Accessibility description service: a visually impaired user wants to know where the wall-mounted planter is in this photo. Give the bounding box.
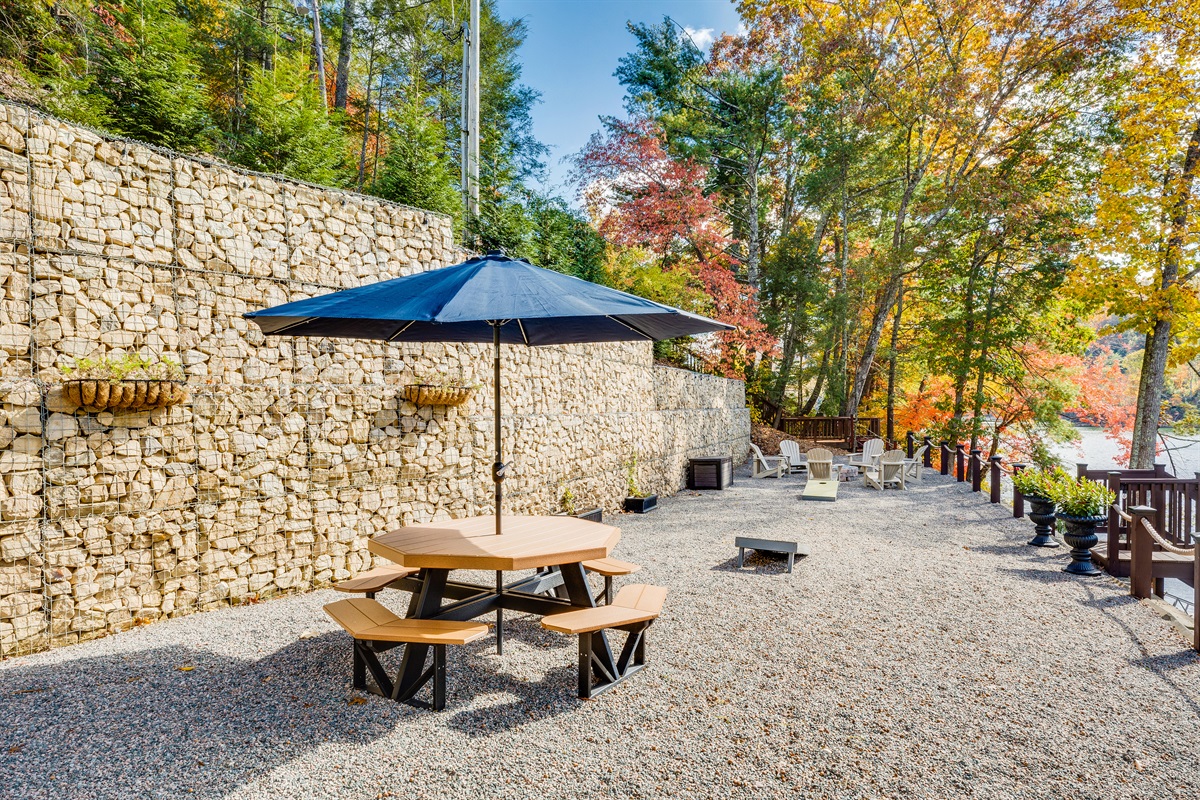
[402,384,474,407]
[63,379,186,412]
[623,495,658,514]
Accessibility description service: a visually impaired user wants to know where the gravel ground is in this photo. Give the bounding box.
[3,467,1199,800]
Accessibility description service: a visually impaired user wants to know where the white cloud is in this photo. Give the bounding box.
[683,26,715,51]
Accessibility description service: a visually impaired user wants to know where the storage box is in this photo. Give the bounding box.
[688,457,733,490]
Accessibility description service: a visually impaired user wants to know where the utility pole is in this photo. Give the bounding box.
[461,0,480,245]
[310,0,329,109]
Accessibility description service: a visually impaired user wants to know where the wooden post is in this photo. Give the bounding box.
[1194,539,1199,652]
[1154,463,1168,477]
[989,456,1002,503]
[1077,462,1088,479]
[1128,505,1155,600]
[922,437,933,469]
[939,441,950,475]
[970,449,982,492]
[1105,471,1122,576]
[955,444,966,482]
[1012,463,1026,518]
[906,431,915,459]
[1151,482,1167,597]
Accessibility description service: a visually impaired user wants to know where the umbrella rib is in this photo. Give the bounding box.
[386,320,417,342]
[606,316,655,340]
[267,317,316,335]
[516,319,530,345]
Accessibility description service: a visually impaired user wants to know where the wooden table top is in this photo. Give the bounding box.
[369,515,622,571]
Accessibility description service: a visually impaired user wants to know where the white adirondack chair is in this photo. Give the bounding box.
[863,449,906,490]
[778,440,807,474]
[749,443,786,478]
[905,445,929,481]
[848,438,885,473]
[805,447,834,480]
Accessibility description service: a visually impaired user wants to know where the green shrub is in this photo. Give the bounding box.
[61,354,183,383]
[1011,466,1071,500]
[1049,477,1116,519]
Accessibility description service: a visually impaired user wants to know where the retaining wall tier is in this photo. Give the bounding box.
[0,102,750,656]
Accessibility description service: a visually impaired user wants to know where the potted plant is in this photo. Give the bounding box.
[553,481,603,523]
[622,457,657,514]
[60,354,186,412]
[402,375,479,407]
[1050,476,1116,576]
[1012,467,1069,548]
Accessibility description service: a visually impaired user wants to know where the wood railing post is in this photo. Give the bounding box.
[1105,472,1122,575]
[1128,505,1156,600]
[970,449,983,492]
[906,431,915,458]
[989,456,1002,503]
[1194,539,1199,652]
[1077,463,1088,479]
[1154,463,1168,478]
[955,444,966,482]
[940,441,951,475]
[1012,463,1026,518]
[922,437,933,469]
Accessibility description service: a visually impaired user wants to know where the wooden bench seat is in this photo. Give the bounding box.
[324,598,488,710]
[540,584,667,699]
[581,557,642,604]
[333,565,419,597]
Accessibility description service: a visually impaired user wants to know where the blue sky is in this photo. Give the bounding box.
[497,0,742,195]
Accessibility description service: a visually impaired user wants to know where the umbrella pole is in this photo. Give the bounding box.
[492,322,504,654]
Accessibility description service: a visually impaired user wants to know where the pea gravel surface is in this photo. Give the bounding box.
[3,469,1198,800]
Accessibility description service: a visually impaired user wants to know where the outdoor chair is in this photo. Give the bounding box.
[778,440,807,474]
[848,438,885,473]
[805,448,834,480]
[749,443,787,478]
[333,565,419,599]
[905,445,929,481]
[864,450,907,490]
[582,557,642,604]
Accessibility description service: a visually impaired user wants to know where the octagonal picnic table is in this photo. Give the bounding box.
[368,514,625,690]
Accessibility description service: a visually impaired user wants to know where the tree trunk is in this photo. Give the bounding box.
[745,156,761,289]
[969,253,1001,452]
[334,0,355,111]
[799,343,830,416]
[1130,116,1200,468]
[885,285,904,442]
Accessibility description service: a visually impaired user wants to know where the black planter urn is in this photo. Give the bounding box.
[1056,513,1106,576]
[624,495,658,514]
[1025,496,1060,548]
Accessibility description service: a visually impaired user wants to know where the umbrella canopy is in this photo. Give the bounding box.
[244,251,729,344]
[246,251,732,653]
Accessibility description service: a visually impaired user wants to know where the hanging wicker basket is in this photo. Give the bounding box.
[62,379,187,412]
[402,383,474,407]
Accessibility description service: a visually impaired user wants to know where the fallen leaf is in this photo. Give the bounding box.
[177,666,194,672]
[8,744,24,754]
[348,697,367,705]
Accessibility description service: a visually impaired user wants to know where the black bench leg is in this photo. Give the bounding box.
[433,645,447,711]
[604,576,613,605]
[578,632,593,699]
[737,547,745,568]
[787,552,794,573]
[352,643,367,690]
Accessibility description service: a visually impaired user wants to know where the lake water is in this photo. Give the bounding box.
[1054,426,1197,615]
[1054,426,1200,476]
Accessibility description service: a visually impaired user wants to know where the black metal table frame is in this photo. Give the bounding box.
[387,561,621,697]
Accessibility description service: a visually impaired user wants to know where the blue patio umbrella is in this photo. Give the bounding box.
[245,251,731,648]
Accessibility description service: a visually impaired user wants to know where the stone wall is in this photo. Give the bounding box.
[0,102,749,656]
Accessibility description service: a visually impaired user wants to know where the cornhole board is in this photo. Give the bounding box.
[735,536,810,573]
[802,479,839,502]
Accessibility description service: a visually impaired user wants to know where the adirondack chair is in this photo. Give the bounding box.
[848,438,884,473]
[778,440,807,474]
[805,447,834,480]
[749,443,786,478]
[864,449,906,490]
[905,445,929,481]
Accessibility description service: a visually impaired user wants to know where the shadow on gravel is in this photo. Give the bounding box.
[0,632,416,800]
[709,553,804,575]
[446,658,579,738]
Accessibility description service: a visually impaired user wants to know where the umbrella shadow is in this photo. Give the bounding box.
[0,633,409,800]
